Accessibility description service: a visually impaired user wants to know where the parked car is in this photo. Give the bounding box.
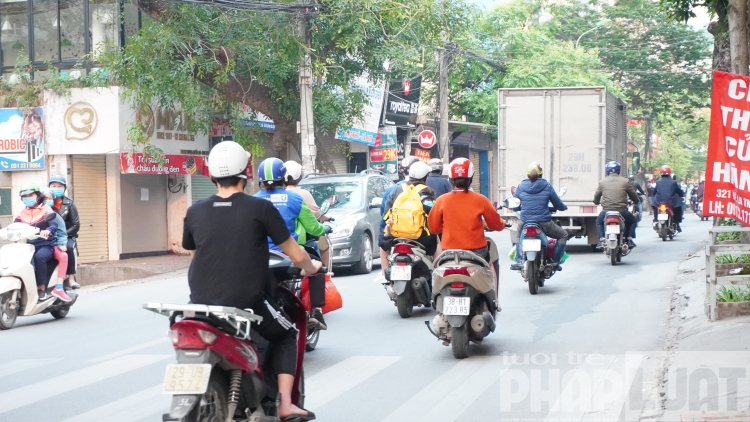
[299,171,393,274]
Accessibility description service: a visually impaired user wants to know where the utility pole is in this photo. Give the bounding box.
[436,43,452,162]
[298,10,316,174]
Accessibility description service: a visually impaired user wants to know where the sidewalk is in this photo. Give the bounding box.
[646,249,750,421]
[77,254,192,286]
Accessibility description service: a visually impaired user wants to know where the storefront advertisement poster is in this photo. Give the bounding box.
[413,147,430,163]
[370,126,398,177]
[0,108,45,171]
[336,74,386,146]
[704,70,750,224]
[120,152,208,175]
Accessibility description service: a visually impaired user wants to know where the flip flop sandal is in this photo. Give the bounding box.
[281,411,316,421]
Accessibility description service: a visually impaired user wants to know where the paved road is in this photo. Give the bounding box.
[0,215,708,421]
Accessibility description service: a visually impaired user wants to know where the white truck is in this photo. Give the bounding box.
[497,87,628,248]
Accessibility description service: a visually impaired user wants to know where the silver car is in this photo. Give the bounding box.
[299,172,393,274]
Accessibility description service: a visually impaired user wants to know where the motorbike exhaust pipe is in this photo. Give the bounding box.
[411,277,429,305]
[470,312,496,339]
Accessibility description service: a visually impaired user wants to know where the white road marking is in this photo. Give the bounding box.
[0,358,62,378]
[306,356,402,410]
[89,338,170,363]
[0,354,171,414]
[60,385,167,422]
[382,357,502,422]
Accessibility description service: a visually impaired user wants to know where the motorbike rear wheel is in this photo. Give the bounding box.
[526,260,539,295]
[451,324,470,359]
[0,291,18,330]
[396,288,413,318]
[182,371,229,422]
[610,248,617,266]
[305,327,320,352]
[659,225,667,242]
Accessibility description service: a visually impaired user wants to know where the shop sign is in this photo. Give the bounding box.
[64,102,97,140]
[370,126,398,178]
[336,74,386,146]
[120,152,208,175]
[417,129,436,148]
[383,75,422,128]
[0,108,45,171]
[137,106,197,141]
[413,148,430,163]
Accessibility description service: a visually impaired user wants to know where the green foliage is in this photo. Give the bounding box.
[642,109,709,179]
[716,253,750,263]
[717,285,750,302]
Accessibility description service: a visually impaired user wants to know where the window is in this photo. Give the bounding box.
[0,0,30,67]
[367,177,387,203]
[89,0,118,58]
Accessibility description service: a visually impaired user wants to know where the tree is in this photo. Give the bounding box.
[643,110,710,179]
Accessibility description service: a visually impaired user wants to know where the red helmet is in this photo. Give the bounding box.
[660,165,671,176]
[449,158,474,179]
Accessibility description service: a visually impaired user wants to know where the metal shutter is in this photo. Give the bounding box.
[191,175,216,204]
[72,155,109,263]
[470,150,481,193]
[318,135,349,174]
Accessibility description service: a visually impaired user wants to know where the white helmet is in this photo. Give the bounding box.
[408,161,431,180]
[207,141,250,178]
[284,160,303,183]
[427,158,443,173]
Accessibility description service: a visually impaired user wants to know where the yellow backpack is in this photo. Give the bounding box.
[385,184,429,240]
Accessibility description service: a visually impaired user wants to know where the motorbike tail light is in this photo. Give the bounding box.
[451,282,465,288]
[393,244,414,254]
[168,329,179,345]
[659,204,667,211]
[198,330,219,345]
[437,266,478,277]
[605,217,621,224]
[523,226,541,237]
[169,322,221,349]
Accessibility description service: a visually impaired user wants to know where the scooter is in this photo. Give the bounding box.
[654,203,677,241]
[603,212,631,266]
[300,199,333,351]
[0,216,79,330]
[145,255,322,422]
[383,238,433,318]
[428,238,500,359]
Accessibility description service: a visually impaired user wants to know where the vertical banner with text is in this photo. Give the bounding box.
[370,126,398,179]
[705,70,750,224]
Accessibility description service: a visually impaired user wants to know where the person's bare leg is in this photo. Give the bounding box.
[278,373,309,418]
[321,248,331,270]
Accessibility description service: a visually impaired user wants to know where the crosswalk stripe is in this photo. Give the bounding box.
[89,338,170,363]
[0,354,171,414]
[381,357,498,422]
[60,385,167,422]
[0,358,62,378]
[306,356,402,410]
[544,354,644,422]
[417,357,510,422]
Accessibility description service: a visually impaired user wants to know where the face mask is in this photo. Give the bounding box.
[45,200,54,207]
[22,198,37,207]
[50,188,64,198]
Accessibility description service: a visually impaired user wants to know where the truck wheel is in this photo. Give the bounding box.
[526,261,539,295]
[451,324,470,359]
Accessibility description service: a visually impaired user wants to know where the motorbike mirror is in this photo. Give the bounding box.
[506,197,521,209]
[319,199,331,215]
[370,197,383,209]
[559,186,568,197]
[43,212,57,223]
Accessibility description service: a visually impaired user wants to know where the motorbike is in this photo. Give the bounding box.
[603,212,631,265]
[145,256,323,422]
[0,216,79,330]
[695,198,709,221]
[383,238,433,318]
[301,199,334,351]
[654,203,677,241]
[428,238,500,359]
[690,193,699,214]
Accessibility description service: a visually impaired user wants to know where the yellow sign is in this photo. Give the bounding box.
[64,102,97,140]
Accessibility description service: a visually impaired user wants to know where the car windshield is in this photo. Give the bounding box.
[301,181,363,210]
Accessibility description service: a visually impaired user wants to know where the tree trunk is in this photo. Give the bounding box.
[727,0,750,75]
[708,21,732,72]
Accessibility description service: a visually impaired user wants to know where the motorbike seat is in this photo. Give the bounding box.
[435,250,489,269]
[605,211,623,220]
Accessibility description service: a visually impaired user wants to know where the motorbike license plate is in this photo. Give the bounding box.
[605,225,620,235]
[443,296,470,316]
[162,364,212,395]
[522,239,541,252]
[658,214,668,221]
[390,265,412,281]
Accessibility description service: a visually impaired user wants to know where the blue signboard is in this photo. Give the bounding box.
[0,108,45,171]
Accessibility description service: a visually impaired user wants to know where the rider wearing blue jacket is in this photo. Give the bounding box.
[510,162,568,271]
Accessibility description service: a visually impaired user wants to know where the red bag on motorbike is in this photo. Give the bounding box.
[300,274,343,314]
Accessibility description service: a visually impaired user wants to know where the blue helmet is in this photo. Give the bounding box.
[49,174,67,187]
[258,158,286,182]
[605,161,621,175]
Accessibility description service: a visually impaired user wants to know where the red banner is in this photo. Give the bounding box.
[120,152,209,176]
[413,148,430,163]
[704,70,750,224]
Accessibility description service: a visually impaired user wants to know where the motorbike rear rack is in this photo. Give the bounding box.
[143,303,263,340]
[435,249,489,268]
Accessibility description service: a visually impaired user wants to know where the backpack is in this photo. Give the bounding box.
[385,184,429,240]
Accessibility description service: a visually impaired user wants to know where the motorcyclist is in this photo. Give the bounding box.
[374,156,420,284]
[628,174,645,214]
[14,183,61,302]
[380,161,440,257]
[654,165,685,232]
[254,158,330,331]
[594,161,640,250]
[48,175,81,289]
[510,162,568,272]
[425,158,451,198]
[428,158,505,281]
[283,160,331,269]
[183,141,320,421]
[695,179,705,204]
[40,189,73,302]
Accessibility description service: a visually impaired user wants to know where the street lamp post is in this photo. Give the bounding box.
[575,19,611,49]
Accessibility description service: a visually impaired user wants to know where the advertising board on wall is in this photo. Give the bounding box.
[383,75,422,128]
[336,74,386,146]
[0,108,45,171]
[120,152,209,175]
[370,126,398,179]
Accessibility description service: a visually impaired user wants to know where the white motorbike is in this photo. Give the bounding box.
[0,216,79,330]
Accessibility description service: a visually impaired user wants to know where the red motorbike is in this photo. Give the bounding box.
[654,203,677,241]
[145,254,314,422]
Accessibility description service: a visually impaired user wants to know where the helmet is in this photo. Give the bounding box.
[401,156,420,172]
[427,158,443,173]
[408,161,431,179]
[207,141,250,178]
[527,162,543,177]
[284,160,303,183]
[605,161,621,175]
[449,158,475,179]
[19,182,41,197]
[258,158,286,182]
[49,175,67,187]
[661,165,671,176]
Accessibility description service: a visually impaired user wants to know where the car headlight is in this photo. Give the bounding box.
[329,221,357,239]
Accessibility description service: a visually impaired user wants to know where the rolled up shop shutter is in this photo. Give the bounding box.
[317,135,349,174]
[72,155,109,263]
[191,175,217,204]
[470,150,481,194]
